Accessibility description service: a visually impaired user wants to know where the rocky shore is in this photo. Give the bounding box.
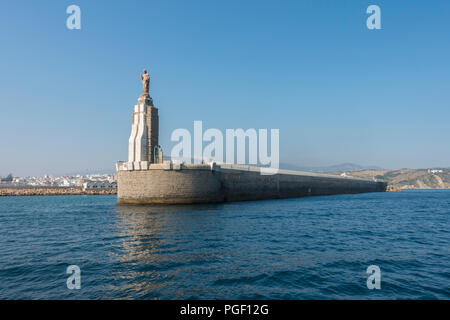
[0,187,117,197]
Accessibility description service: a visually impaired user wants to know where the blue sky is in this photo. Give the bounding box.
[1,0,449,176]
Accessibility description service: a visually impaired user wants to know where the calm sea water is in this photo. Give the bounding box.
[0,190,448,299]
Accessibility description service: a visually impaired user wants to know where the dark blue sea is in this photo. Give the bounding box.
[0,190,448,299]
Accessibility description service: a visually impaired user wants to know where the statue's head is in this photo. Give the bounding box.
[143,69,147,74]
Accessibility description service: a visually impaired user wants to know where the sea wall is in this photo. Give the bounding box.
[117,163,386,204]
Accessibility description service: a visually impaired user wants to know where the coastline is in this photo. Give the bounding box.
[1,187,448,198]
[0,186,116,197]
[0,186,448,198]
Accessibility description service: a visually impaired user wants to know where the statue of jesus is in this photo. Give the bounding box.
[141,69,150,97]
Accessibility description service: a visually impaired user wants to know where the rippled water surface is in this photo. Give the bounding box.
[0,190,449,299]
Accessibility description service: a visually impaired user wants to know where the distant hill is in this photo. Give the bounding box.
[329,168,450,189]
[280,162,384,173]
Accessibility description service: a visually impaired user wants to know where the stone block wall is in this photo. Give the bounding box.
[118,167,224,204]
[117,165,386,204]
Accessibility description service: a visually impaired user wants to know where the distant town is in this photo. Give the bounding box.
[0,173,117,190]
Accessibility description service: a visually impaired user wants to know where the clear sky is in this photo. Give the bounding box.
[1,0,449,176]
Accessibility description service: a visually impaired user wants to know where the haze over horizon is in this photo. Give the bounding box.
[2,162,449,179]
[1,1,449,176]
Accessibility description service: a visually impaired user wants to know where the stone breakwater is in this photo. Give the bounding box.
[0,187,117,197]
[117,163,387,205]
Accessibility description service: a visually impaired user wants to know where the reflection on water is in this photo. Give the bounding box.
[110,203,228,299]
[1,191,448,299]
[108,192,450,299]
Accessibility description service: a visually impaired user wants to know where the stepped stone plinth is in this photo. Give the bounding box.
[127,69,159,169]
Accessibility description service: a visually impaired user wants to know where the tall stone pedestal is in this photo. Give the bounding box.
[128,96,159,166]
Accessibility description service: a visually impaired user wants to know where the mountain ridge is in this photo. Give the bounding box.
[279,162,384,172]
